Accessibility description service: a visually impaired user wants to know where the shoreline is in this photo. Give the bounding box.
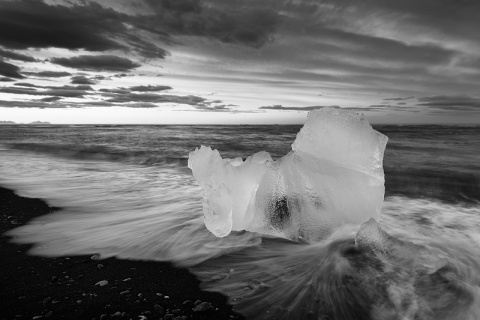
[0,186,243,320]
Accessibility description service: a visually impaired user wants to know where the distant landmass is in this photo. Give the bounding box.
[0,121,52,125]
[29,121,51,124]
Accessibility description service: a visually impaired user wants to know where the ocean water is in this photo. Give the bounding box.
[0,124,479,319]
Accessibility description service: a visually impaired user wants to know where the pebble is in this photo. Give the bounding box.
[32,316,42,320]
[193,300,202,306]
[138,293,143,299]
[182,300,192,306]
[164,314,174,320]
[77,300,82,304]
[194,302,212,312]
[172,309,181,314]
[51,276,57,282]
[121,312,127,318]
[97,264,104,270]
[91,254,100,260]
[164,296,169,299]
[43,297,52,305]
[95,280,108,287]
[114,311,121,317]
[120,290,130,295]
[123,278,131,282]
[156,293,162,297]
[44,311,53,318]
[100,314,107,320]
[154,304,164,314]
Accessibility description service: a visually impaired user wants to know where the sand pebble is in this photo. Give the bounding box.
[95,280,108,287]
[156,293,162,297]
[154,304,164,314]
[44,311,53,318]
[123,278,131,282]
[32,316,42,320]
[164,314,174,320]
[43,297,52,305]
[90,254,100,260]
[194,302,212,312]
[97,264,104,270]
[100,314,107,320]
[193,300,202,306]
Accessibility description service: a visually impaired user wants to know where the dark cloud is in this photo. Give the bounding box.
[259,105,338,111]
[383,96,415,101]
[0,1,125,51]
[71,76,97,85]
[0,0,167,58]
[30,71,72,78]
[417,95,480,110]
[194,104,233,112]
[40,96,63,102]
[51,55,141,72]
[0,48,37,62]
[0,100,67,108]
[137,0,281,48]
[14,82,37,87]
[0,84,92,98]
[0,77,14,82]
[99,88,131,94]
[0,60,24,78]
[105,92,206,105]
[128,85,172,92]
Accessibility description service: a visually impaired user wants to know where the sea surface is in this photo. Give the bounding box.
[0,124,479,319]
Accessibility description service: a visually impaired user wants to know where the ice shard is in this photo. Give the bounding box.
[188,107,388,242]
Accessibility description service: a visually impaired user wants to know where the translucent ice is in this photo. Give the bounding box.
[188,107,388,242]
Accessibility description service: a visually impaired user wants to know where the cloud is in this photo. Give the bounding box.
[128,85,172,92]
[105,92,207,105]
[40,96,63,102]
[417,95,480,110]
[0,77,14,82]
[138,0,281,48]
[51,55,141,72]
[71,76,98,85]
[29,71,72,78]
[14,82,39,87]
[0,84,92,98]
[259,105,338,111]
[0,60,24,78]
[0,48,37,62]
[383,96,415,101]
[0,0,167,58]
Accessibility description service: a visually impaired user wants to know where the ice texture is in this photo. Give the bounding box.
[188,107,388,242]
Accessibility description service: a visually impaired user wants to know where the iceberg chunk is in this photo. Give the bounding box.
[188,107,388,242]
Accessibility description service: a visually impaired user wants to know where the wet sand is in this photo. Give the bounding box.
[0,187,243,320]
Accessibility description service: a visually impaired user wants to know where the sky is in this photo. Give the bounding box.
[1,0,480,124]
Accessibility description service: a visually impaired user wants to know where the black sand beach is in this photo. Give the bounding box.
[0,187,243,320]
